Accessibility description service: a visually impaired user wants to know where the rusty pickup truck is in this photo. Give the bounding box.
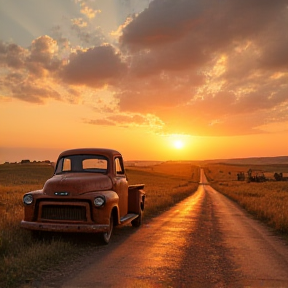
[21,148,145,244]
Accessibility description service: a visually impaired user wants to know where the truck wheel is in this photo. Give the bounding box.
[131,209,142,227]
[99,213,113,244]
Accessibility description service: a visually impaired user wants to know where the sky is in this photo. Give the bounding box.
[0,0,288,163]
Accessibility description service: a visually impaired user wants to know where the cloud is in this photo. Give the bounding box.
[84,112,164,130]
[11,82,61,104]
[61,44,127,87]
[113,0,288,135]
[1,0,288,136]
[0,36,74,103]
[0,42,26,69]
[80,3,101,19]
[70,18,105,47]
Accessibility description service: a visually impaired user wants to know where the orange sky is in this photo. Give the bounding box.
[0,0,287,163]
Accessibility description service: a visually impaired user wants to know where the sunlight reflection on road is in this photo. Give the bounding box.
[62,183,205,288]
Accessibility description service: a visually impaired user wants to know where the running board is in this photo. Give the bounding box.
[120,213,139,225]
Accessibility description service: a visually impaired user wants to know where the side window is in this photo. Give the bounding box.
[63,158,71,171]
[115,157,124,175]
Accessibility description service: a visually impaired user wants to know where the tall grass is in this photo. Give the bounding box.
[0,164,77,287]
[127,164,199,217]
[205,164,288,235]
[0,162,199,287]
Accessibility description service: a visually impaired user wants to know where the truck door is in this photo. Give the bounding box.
[114,157,128,217]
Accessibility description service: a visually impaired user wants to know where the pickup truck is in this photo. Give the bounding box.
[21,148,145,244]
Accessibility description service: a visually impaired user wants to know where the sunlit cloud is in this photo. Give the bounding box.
[1,0,288,137]
[79,2,101,19]
[84,112,165,131]
[110,17,134,38]
[71,18,88,28]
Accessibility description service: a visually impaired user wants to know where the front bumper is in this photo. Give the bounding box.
[20,220,109,233]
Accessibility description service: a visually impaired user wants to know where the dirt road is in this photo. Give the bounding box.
[38,170,288,288]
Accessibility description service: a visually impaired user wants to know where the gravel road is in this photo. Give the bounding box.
[33,170,288,288]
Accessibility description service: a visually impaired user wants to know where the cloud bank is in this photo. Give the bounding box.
[1,0,288,136]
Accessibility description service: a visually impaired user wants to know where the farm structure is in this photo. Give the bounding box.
[237,169,267,182]
[274,172,288,181]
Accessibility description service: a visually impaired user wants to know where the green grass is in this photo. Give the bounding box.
[0,163,199,287]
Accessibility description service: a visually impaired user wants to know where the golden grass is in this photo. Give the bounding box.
[129,161,199,179]
[126,164,199,216]
[205,164,288,234]
[0,164,77,287]
[2,161,287,286]
[0,162,199,287]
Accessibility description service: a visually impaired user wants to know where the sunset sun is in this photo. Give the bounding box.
[173,140,184,149]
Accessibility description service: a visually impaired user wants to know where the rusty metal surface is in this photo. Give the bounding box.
[20,220,109,233]
[21,148,145,235]
[43,173,113,195]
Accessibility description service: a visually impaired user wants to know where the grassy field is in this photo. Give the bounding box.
[1,160,287,287]
[0,164,76,288]
[204,163,288,235]
[0,162,199,287]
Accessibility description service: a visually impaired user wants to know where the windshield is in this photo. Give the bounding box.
[55,155,108,175]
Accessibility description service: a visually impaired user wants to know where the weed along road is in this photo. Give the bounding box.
[40,169,288,288]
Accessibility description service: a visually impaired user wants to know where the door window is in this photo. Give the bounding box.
[115,157,124,175]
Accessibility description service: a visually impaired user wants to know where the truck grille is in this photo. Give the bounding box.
[41,205,87,221]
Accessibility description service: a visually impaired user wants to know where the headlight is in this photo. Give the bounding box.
[23,194,33,205]
[94,196,105,207]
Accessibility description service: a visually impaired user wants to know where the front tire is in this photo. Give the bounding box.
[99,213,113,244]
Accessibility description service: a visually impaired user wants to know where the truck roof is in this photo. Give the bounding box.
[58,148,122,159]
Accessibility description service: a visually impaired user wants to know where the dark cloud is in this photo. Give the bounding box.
[113,0,288,135]
[0,41,26,69]
[11,82,61,104]
[61,44,127,87]
[120,0,208,49]
[1,0,288,136]
[0,37,71,103]
[119,0,288,77]
[121,0,287,52]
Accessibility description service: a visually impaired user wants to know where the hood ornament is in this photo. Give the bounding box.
[54,191,69,196]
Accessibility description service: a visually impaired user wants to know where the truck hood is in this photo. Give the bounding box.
[43,173,113,196]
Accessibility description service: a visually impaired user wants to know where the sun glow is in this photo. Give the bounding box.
[174,140,184,149]
[166,134,191,151]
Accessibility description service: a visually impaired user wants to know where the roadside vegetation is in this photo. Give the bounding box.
[205,164,288,235]
[127,161,200,217]
[0,162,199,287]
[3,160,287,287]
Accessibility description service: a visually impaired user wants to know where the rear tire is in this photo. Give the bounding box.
[131,209,142,227]
[99,213,113,244]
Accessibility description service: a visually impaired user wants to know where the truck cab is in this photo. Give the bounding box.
[21,148,145,244]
